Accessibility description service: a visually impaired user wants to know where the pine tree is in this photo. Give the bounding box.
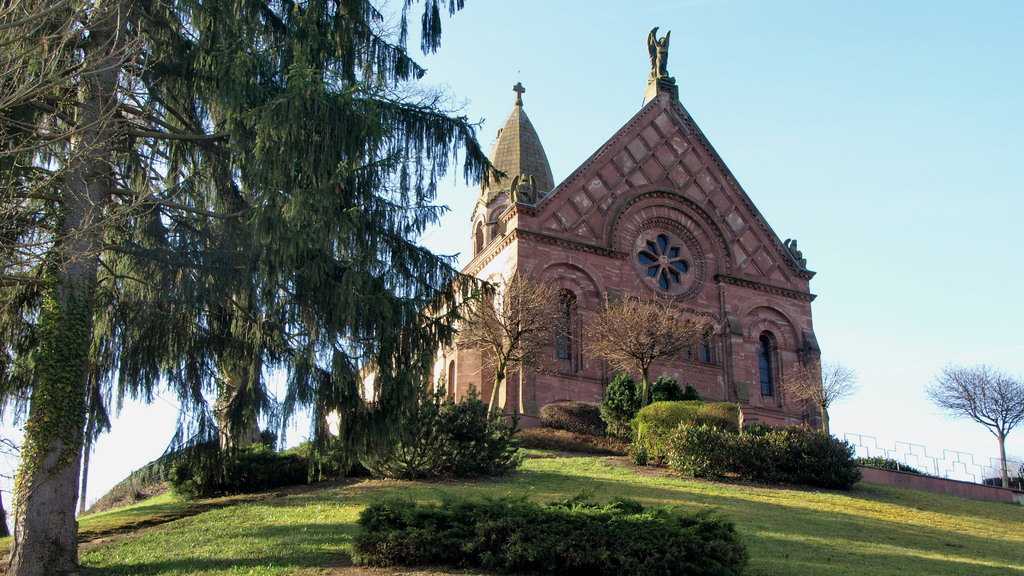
[0,0,487,573]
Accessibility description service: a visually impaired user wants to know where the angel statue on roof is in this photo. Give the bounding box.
[648,27,672,81]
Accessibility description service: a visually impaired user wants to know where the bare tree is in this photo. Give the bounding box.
[926,364,1024,488]
[782,359,858,433]
[587,296,709,406]
[457,273,561,414]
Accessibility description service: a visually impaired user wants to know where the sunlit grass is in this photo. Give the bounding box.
[12,452,1024,575]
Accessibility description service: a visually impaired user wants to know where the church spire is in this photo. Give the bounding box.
[480,83,555,201]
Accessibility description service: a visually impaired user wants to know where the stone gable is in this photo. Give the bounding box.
[444,78,820,429]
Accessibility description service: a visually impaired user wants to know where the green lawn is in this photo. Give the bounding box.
[8,452,1024,575]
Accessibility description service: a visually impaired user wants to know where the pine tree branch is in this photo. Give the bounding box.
[118,103,197,136]
[124,129,228,142]
[0,275,45,287]
[108,191,246,219]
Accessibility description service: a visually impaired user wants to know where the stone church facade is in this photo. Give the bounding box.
[437,48,821,428]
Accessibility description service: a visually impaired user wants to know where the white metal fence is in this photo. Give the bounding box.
[842,432,1023,489]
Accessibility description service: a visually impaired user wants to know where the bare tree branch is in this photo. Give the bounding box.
[456,272,561,414]
[781,359,857,433]
[926,364,1024,487]
[587,295,710,406]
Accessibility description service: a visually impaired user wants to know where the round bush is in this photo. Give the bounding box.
[632,401,741,464]
[540,401,606,437]
[649,376,683,402]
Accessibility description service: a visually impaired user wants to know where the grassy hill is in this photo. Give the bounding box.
[6,451,1023,575]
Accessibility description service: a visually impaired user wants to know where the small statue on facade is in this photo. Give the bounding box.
[647,27,673,82]
[509,173,537,204]
[784,238,807,268]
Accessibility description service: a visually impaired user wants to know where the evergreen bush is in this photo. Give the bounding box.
[649,376,683,402]
[599,373,641,438]
[362,387,521,479]
[540,401,606,437]
[681,383,702,401]
[353,494,748,576]
[169,443,308,499]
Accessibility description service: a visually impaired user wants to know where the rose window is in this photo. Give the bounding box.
[637,233,690,291]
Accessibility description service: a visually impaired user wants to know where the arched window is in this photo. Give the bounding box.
[758,332,776,396]
[699,328,713,364]
[555,290,577,363]
[447,359,456,397]
[473,222,484,255]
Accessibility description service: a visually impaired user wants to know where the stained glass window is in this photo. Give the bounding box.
[758,333,775,396]
[636,234,689,291]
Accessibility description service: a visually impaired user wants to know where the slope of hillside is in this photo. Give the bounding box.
[15,452,1024,575]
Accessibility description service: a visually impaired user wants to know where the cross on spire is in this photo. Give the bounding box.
[513,82,525,106]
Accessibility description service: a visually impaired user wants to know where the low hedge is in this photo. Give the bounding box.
[353,495,748,576]
[540,401,606,437]
[667,424,861,490]
[855,457,925,475]
[518,428,629,455]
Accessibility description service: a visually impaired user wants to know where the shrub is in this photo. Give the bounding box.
[353,494,748,576]
[696,402,742,433]
[632,401,740,464]
[855,457,925,475]
[666,424,862,490]
[649,376,683,402]
[169,443,308,499]
[681,383,702,401]
[774,427,861,489]
[600,373,641,437]
[362,387,521,479]
[667,424,734,478]
[518,428,628,455]
[540,401,606,437]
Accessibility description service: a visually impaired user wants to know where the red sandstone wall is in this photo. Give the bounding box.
[858,466,1024,504]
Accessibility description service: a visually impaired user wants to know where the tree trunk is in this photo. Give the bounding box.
[9,287,94,576]
[489,367,505,416]
[8,2,122,572]
[997,430,1009,488]
[640,367,651,407]
[79,441,92,516]
[214,366,263,450]
[820,403,830,434]
[0,493,9,538]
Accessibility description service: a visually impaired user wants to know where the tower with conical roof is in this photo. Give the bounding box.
[441,30,820,429]
[470,83,555,256]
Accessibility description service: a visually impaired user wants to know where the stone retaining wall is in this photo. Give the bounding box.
[858,466,1024,505]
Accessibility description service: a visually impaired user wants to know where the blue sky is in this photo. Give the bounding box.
[5,1,1022,508]
[415,0,1024,478]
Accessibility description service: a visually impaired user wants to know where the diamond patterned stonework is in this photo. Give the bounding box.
[451,63,819,433]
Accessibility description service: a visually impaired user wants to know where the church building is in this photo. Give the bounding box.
[438,30,821,428]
